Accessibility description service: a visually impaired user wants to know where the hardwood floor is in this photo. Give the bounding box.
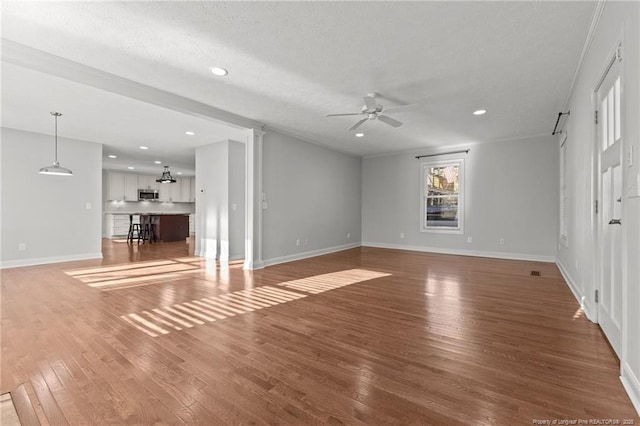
[1,239,638,425]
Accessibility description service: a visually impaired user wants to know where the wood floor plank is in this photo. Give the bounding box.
[10,384,41,426]
[1,239,638,424]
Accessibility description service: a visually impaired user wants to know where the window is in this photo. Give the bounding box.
[559,133,568,245]
[420,159,464,233]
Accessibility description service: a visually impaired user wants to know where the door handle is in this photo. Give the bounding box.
[608,219,621,225]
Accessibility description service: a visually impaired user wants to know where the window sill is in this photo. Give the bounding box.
[420,228,464,235]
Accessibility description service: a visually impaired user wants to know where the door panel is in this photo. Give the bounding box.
[596,56,623,357]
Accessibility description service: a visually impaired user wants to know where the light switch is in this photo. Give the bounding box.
[262,201,268,209]
[232,203,237,211]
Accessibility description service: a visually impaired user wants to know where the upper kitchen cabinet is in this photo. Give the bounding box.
[106,171,194,203]
[158,181,172,202]
[107,171,139,201]
[180,178,191,203]
[138,174,159,191]
[159,177,193,202]
[124,173,138,201]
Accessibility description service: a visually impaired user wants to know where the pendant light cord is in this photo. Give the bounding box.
[50,112,62,164]
[54,113,58,163]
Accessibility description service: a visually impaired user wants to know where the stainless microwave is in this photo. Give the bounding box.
[138,189,159,201]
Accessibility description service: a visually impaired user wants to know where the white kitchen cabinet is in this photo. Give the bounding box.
[159,182,172,201]
[124,173,138,201]
[171,178,183,202]
[159,179,183,202]
[180,178,191,203]
[138,174,159,191]
[189,178,196,202]
[107,172,125,201]
[108,214,138,237]
[107,171,140,201]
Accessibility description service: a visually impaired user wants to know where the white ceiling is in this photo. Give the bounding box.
[1,1,596,167]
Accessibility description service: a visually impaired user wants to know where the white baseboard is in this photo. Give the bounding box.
[262,243,360,268]
[621,363,640,416]
[244,259,265,270]
[556,260,596,321]
[361,241,556,263]
[0,252,103,269]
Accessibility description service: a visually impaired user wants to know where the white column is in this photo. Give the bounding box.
[244,128,264,270]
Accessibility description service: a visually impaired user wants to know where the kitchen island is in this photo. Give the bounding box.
[140,214,189,242]
[105,213,191,241]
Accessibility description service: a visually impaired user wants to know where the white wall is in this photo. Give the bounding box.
[228,141,245,261]
[0,127,102,267]
[558,0,639,413]
[195,140,245,261]
[261,130,362,265]
[195,141,228,259]
[362,135,558,261]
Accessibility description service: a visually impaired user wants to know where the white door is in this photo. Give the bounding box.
[596,50,623,357]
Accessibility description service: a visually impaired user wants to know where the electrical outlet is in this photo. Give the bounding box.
[85,202,92,210]
[400,233,405,239]
[347,232,351,239]
[467,237,472,243]
[304,238,309,246]
[18,243,26,251]
[500,238,505,245]
[296,239,300,247]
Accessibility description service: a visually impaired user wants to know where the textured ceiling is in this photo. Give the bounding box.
[1,1,596,162]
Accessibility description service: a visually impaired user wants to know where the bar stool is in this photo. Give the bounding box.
[127,215,141,243]
[140,222,157,243]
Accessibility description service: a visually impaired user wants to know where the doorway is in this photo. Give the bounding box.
[595,44,624,357]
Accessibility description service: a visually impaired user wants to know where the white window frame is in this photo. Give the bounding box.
[559,132,568,246]
[420,158,465,234]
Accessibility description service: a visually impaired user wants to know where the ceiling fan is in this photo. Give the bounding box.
[326,92,415,131]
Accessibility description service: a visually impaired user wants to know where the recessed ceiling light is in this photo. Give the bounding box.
[473,109,487,115]
[127,166,135,170]
[185,131,195,136]
[108,155,117,158]
[355,133,364,138]
[177,172,183,175]
[210,67,228,77]
[154,161,162,164]
[139,146,149,150]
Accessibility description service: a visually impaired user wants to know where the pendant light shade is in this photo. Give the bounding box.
[156,166,176,183]
[38,112,73,176]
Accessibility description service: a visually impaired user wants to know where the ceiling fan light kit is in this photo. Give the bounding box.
[326,92,414,131]
[38,112,73,176]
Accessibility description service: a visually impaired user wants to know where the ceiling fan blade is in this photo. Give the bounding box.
[326,112,363,117]
[349,118,368,131]
[377,115,403,128]
[363,96,377,111]
[383,104,417,114]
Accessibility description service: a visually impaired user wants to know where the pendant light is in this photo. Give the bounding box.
[156,165,176,183]
[38,112,73,176]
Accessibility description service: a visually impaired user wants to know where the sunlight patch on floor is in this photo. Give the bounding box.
[65,259,204,290]
[0,393,20,426]
[120,269,390,338]
[121,285,306,337]
[277,269,391,294]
